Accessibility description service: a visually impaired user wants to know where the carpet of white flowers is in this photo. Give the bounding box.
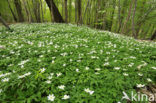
[0,23,156,103]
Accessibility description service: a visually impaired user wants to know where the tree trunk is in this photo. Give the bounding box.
[95,0,102,29]
[40,0,44,22]
[150,31,156,40]
[0,16,11,30]
[45,0,64,23]
[7,0,17,22]
[109,0,116,31]
[87,0,92,26]
[64,0,68,23]
[62,0,64,18]
[23,0,30,22]
[82,0,90,24]
[26,0,34,22]
[132,0,137,38]
[117,0,128,33]
[121,0,134,34]
[32,0,41,23]
[125,6,156,35]
[117,0,121,33]
[14,0,24,22]
[69,0,72,22]
[77,0,82,24]
[75,0,77,22]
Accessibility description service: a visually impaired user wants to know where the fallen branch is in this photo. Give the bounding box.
[0,16,12,31]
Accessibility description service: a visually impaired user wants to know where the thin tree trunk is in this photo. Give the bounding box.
[134,1,146,37]
[117,0,128,33]
[94,0,98,28]
[117,0,121,33]
[33,0,41,23]
[121,0,134,34]
[45,0,64,23]
[37,0,41,22]
[62,0,64,19]
[64,0,68,23]
[0,16,11,30]
[95,0,102,29]
[50,0,54,22]
[7,0,17,22]
[14,0,24,22]
[150,30,156,40]
[26,0,34,22]
[40,0,44,22]
[132,0,137,38]
[23,0,30,22]
[82,0,90,24]
[110,0,116,31]
[75,0,77,23]
[87,0,92,26]
[69,0,72,22]
[102,0,106,29]
[77,0,82,24]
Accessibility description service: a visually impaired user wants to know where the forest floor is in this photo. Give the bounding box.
[0,23,156,102]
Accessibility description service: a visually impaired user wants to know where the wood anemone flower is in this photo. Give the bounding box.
[0,45,5,49]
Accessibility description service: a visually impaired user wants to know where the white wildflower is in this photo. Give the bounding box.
[137,65,142,69]
[103,62,109,66]
[91,56,96,59]
[46,80,51,84]
[40,68,46,73]
[106,52,110,55]
[38,59,41,62]
[47,94,55,101]
[52,60,55,64]
[48,76,53,79]
[63,64,66,67]
[89,91,94,95]
[95,68,101,71]
[151,67,156,70]
[18,59,29,66]
[138,73,143,76]
[147,78,152,82]
[95,72,100,75]
[114,67,120,70]
[62,95,70,100]
[84,88,94,95]
[0,73,11,78]
[84,88,90,93]
[40,55,44,58]
[85,67,89,70]
[18,72,31,79]
[2,78,9,82]
[76,69,79,72]
[52,57,56,59]
[21,65,24,68]
[56,73,62,77]
[58,85,65,90]
[129,56,136,59]
[123,73,129,76]
[70,59,73,62]
[128,63,134,67]
[50,73,54,76]
[137,84,145,88]
[0,89,2,93]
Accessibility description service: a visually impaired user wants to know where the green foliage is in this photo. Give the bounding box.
[0,24,156,103]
